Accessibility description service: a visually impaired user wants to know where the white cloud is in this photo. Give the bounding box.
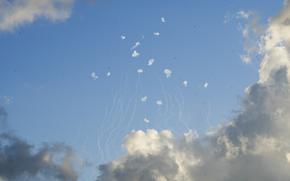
[161,17,166,23]
[204,82,208,88]
[98,71,290,179]
[98,129,201,181]
[123,130,173,156]
[184,129,199,142]
[0,0,74,31]
[121,35,126,40]
[106,72,111,77]
[258,0,290,83]
[236,10,264,64]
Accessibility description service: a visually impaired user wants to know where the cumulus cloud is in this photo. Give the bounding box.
[97,1,290,181]
[259,0,290,82]
[0,0,74,31]
[0,133,79,181]
[0,107,81,181]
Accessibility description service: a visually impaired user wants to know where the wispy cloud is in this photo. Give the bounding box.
[0,0,74,31]
[236,10,264,64]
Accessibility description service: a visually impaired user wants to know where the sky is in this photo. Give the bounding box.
[0,0,289,180]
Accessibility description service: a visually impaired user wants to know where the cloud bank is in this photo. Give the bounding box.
[0,106,80,181]
[97,1,290,181]
[0,132,79,181]
[0,0,74,31]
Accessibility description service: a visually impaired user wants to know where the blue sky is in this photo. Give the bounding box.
[0,0,284,180]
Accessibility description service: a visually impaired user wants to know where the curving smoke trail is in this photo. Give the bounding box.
[97,1,290,181]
